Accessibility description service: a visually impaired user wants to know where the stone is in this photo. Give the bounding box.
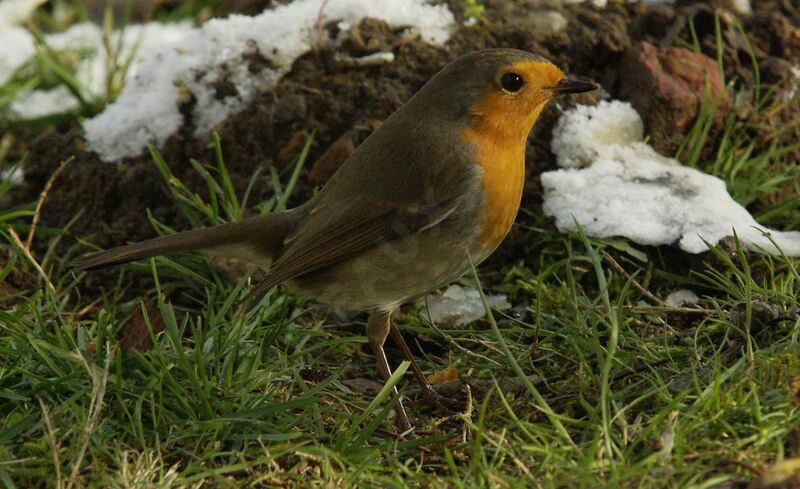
[512,10,568,41]
[273,93,308,126]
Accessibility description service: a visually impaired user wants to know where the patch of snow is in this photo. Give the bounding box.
[426,284,511,327]
[786,65,800,102]
[83,0,454,162]
[1,167,24,186]
[542,100,800,255]
[550,99,651,169]
[463,16,478,28]
[2,21,195,118]
[0,26,35,85]
[0,0,47,28]
[10,86,78,118]
[665,289,699,307]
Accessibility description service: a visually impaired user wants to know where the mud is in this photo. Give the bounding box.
[4,0,799,290]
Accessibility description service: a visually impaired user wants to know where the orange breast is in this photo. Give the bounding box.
[462,125,526,253]
[459,60,563,254]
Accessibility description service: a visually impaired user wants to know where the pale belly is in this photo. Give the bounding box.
[290,212,479,312]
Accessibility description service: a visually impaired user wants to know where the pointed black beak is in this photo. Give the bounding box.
[551,77,598,95]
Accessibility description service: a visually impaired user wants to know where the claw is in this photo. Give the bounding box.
[388,323,461,417]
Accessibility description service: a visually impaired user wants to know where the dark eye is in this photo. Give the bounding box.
[500,72,524,92]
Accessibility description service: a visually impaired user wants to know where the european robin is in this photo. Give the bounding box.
[75,48,598,431]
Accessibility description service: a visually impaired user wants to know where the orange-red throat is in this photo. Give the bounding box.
[462,60,565,252]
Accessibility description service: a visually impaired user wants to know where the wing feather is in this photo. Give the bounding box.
[243,194,464,304]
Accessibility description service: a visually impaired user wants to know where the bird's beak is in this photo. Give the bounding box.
[550,77,598,95]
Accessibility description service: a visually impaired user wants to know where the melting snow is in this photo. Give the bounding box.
[1,22,195,118]
[0,0,47,28]
[426,285,511,327]
[0,0,453,162]
[0,27,35,85]
[83,0,454,162]
[1,167,24,185]
[665,289,699,307]
[542,101,800,255]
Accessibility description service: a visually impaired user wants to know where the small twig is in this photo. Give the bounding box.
[8,226,55,294]
[458,384,473,444]
[593,305,713,315]
[75,298,102,319]
[426,320,503,366]
[344,374,547,402]
[38,398,63,489]
[406,374,545,400]
[724,458,764,476]
[280,81,322,95]
[601,250,664,306]
[26,156,74,250]
[335,52,395,67]
[315,0,331,42]
[624,305,715,315]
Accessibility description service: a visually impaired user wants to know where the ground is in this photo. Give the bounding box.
[1,0,800,487]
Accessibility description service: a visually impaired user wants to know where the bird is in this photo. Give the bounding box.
[74,48,598,431]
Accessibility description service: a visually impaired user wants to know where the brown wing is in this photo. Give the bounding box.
[242,190,465,304]
[242,98,479,304]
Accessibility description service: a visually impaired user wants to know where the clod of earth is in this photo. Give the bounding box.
[618,41,732,154]
[308,132,357,185]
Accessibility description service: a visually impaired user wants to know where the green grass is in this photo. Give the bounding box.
[2,5,800,488]
[3,112,799,486]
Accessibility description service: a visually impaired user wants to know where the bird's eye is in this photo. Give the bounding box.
[500,72,524,92]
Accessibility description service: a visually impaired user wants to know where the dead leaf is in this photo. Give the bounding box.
[429,367,458,385]
[121,299,165,353]
[749,458,800,489]
[790,378,800,406]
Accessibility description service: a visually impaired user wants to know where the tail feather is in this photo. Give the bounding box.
[73,212,295,271]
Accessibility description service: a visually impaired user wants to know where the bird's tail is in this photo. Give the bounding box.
[73,211,298,271]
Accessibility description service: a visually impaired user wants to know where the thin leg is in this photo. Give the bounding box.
[389,322,452,415]
[366,310,411,432]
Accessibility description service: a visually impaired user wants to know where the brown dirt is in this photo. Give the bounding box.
[4,0,799,290]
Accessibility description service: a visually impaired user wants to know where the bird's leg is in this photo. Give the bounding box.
[366,310,412,432]
[388,321,453,416]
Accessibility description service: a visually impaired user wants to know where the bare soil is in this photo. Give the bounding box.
[4,0,799,285]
